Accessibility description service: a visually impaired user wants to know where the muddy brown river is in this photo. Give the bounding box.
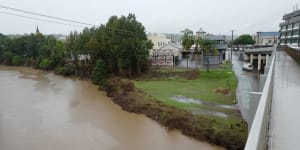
[0,66,224,150]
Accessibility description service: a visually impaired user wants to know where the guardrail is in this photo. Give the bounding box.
[285,47,300,63]
[244,48,276,150]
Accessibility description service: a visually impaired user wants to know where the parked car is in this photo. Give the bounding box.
[242,63,253,71]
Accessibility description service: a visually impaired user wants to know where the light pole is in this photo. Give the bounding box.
[231,30,235,62]
[196,28,206,68]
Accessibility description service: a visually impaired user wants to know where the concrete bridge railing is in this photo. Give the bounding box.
[244,48,276,150]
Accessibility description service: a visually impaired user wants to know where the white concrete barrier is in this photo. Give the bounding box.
[245,48,276,150]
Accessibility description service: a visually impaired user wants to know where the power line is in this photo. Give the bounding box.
[0,5,147,37]
[0,4,94,26]
[0,11,85,28]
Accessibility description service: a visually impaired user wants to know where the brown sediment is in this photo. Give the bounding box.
[105,77,248,150]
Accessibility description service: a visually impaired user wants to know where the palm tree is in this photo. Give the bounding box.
[180,29,194,69]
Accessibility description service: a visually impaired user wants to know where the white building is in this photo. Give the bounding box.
[147,33,171,50]
[254,32,279,46]
[151,43,183,66]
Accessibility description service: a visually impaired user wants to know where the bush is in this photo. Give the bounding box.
[120,79,135,94]
[39,58,53,70]
[12,56,24,66]
[55,64,76,76]
[92,59,109,86]
[186,69,200,79]
[0,51,14,64]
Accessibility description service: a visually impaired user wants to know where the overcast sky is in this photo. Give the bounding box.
[0,0,299,35]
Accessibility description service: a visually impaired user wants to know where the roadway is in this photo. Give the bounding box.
[231,51,259,123]
[269,51,300,150]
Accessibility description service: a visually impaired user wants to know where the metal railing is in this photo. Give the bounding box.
[244,48,276,150]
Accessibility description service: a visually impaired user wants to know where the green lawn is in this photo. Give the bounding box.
[134,67,238,112]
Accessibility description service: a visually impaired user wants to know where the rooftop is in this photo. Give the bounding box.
[283,9,300,20]
[257,32,279,37]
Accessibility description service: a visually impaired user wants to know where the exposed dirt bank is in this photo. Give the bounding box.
[106,77,248,150]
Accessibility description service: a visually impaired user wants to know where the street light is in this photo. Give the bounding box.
[196,28,206,69]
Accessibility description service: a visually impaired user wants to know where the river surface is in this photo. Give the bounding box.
[0,66,223,150]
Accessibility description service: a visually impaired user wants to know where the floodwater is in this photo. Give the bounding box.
[0,66,224,150]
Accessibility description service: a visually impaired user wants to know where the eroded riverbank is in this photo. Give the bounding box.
[0,66,223,150]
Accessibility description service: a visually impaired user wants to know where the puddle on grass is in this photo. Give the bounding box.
[170,95,237,110]
[170,95,238,118]
[191,108,229,118]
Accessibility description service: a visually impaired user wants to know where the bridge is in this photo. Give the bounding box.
[245,47,300,150]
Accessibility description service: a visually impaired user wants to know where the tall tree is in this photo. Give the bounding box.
[180,28,194,69]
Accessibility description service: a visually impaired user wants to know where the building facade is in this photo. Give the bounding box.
[203,34,227,64]
[254,32,279,46]
[147,33,171,50]
[279,9,300,49]
[151,43,182,66]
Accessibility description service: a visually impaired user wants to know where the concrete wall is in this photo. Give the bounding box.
[245,48,276,150]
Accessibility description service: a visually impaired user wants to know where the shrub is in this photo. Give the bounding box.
[186,69,200,79]
[120,79,135,94]
[0,51,14,64]
[92,59,109,86]
[39,58,53,70]
[55,64,76,76]
[12,56,24,66]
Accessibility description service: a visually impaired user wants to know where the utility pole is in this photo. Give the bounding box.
[231,30,235,62]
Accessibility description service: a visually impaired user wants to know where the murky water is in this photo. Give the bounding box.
[0,66,224,150]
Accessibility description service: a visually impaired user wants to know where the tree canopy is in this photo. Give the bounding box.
[180,29,195,50]
[233,34,255,45]
[0,13,153,81]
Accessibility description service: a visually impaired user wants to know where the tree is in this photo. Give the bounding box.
[92,59,109,86]
[234,34,255,46]
[102,14,152,77]
[180,29,194,69]
[201,39,218,72]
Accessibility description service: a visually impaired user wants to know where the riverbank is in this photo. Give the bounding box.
[0,64,247,149]
[105,68,248,149]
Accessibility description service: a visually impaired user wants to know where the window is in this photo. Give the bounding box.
[294,22,300,28]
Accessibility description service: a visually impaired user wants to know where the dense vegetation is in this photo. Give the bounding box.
[0,13,153,84]
[234,34,255,46]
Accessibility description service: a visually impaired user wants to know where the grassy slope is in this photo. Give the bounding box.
[135,69,237,109]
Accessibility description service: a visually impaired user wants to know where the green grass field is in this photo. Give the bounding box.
[135,65,238,116]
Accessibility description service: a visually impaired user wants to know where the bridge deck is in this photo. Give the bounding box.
[269,51,300,150]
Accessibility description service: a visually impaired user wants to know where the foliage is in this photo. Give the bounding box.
[0,13,151,79]
[12,56,24,66]
[92,59,109,86]
[39,58,52,70]
[0,51,14,64]
[55,64,76,76]
[64,14,153,78]
[234,34,255,45]
[180,29,194,50]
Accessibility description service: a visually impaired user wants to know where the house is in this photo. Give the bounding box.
[151,43,182,66]
[147,33,171,56]
[202,34,227,64]
[254,32,279,46]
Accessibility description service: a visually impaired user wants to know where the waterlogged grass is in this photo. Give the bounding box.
[135,69,238,110]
